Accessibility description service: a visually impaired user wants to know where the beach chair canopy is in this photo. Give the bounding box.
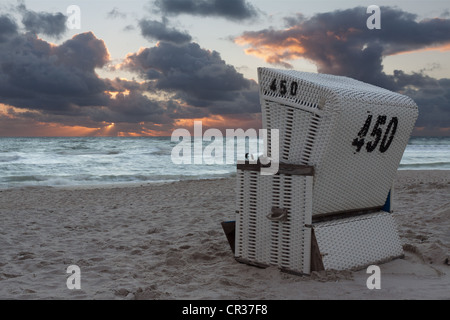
[258,67,419,216]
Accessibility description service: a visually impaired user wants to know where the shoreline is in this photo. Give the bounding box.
[1,169,448,192]
[0,169,448,299]
[0,175,237,191]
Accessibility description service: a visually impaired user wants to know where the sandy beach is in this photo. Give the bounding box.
[0,170,448,300]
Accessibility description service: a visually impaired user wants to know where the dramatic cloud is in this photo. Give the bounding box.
[123,41,259,115]
[86,91,171,124]
[2,3,447,136]
[0,15,18,42]
[393,71,450,130]
[235,6,450,131]
[0,10,260,136]
[0,28,110,112]
[139,18,192,43]
[17,3,67,37]
[0,13,176,134]
[236,7,450,82]
[107,7,127,19]
[153,0,259,21]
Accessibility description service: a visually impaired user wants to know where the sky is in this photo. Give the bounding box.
[0,0,449,137]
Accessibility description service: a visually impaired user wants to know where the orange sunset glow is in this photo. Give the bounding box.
[388,43,450,56]
[235,33,307,67]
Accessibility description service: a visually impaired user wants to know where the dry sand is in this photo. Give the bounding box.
[0,170,448,300]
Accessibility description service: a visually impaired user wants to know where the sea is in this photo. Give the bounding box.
[0,136,448,189]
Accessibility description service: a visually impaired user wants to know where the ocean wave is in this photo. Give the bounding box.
[70,144,90,150]
[399,161,450,169]
[148,149,172,156]
[0,171,237,188]
[408,137,450,146]
[56,150,121,156]
[0,136,446,189]
[0,155,21,162]
[2,175,46,182]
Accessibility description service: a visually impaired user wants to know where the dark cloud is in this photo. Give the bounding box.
[55,32,111,71]
[85,91,172,124]
[237,7,450,82]
[283,13,305,28]
[139,18,192,44]
[0,15,169,128]
[0,15,18,42]
[0,13,256,135]
[124,25,136,32]
[123,41,259,114]
[0,30,110,112]
[441,9,450,18]
[0,11,260,135]
[17,3,67,37]
[4,106,100,129]
[236,6,450,130]
[393,71,450,129]
[154,0,259,21]
[107,7,127,19]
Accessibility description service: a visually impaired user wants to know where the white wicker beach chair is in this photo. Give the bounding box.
[233,68,418,274]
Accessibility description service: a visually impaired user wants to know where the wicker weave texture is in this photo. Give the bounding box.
[314,211,404,271]
[258,68,418,215]
[235,169,312,274]
[235,169,258,261]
